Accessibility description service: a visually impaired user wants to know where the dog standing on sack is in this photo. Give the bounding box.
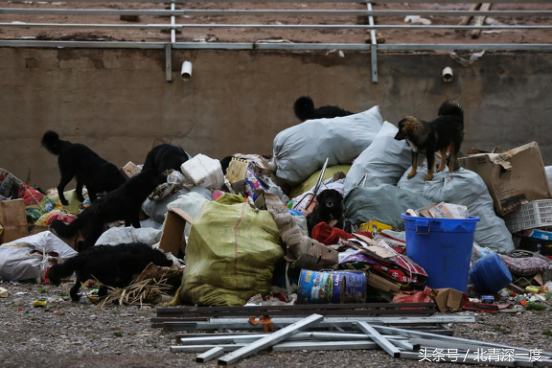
[394,101,464,181]
[41,131,126,205]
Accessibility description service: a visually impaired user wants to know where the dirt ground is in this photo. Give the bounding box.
[0,2,551,45]
[1,281,551,368]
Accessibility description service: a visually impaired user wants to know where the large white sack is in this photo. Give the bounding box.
[273,106,383,186]
[397,167,515,253]
[165,191,210,237]
[0,231,77,281]
[95,227,163,247]
[344,122,412,194]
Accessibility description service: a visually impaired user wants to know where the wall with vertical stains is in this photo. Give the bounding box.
[1,47,551,189]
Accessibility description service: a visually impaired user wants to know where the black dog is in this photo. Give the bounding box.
[294,96,354,122]
[50,168,165,249]
[143,143,190,173]
[41,131,126,205]
[394,101,464,181]
[220,156,234,175]
[306,189,344,235]
[48,243,173,302]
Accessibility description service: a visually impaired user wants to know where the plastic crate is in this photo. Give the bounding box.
[505,199,552,233]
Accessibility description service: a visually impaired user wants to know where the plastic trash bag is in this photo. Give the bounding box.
[273,106,383,186]
[344,122,412,194]
[0,231,77,281]
[95,227,163,247]
[344,184,433,230]
[397,167,515,253]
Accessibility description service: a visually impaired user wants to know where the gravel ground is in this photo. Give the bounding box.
[1,281,551,368]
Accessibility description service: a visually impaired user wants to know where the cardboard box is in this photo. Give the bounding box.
[0,199,28,244]
[158,207,194,257]
[458,141,552,216]
[433,288,466,313]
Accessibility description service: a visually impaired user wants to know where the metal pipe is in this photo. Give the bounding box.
[1,40,550,52]
[272,340,378,352]
[374,325,552,358]
[367,2,378,83]
[0,22,551,30]
[2,8,551,17]
[196,347,225,363]
[217,314,324,366]
[208,316,475,324]
[170,2,176,44]
[178,332,407,345]
[358,322,401,358]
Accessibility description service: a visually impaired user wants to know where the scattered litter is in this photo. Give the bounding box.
[404,16,432,25]
[450,50,485,67]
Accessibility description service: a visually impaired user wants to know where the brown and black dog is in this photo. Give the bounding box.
[394,101,464,181]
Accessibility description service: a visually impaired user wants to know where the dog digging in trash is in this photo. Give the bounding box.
[143,143,190,173]
[50,167,166,250]
[394,101,464,181]
[293,96,354,122]
[47,243,173,302]
[306,189,344,235]
[41,131,127,205]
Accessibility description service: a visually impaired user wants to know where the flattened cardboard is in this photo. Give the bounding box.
[158,207,194,257]
[458,141,552,216]
[434,288,466,313]
[367,273,401,293]
[0,199,28,244]
[353,234,395,259]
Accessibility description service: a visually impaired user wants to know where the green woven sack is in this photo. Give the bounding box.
[179,194,284,306]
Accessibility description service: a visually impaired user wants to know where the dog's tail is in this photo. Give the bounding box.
[47,256,80,285]
[293,96,316,122]
[438,101,463,119]
[50,210,91,239]
[41,131,68,155]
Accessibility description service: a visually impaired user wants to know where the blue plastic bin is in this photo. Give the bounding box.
[469,253,512,294]
[402,214,480,292]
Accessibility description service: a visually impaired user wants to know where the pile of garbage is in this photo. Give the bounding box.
[0,106,551,315]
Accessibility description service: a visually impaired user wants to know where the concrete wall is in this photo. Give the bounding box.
[1,47,551,189]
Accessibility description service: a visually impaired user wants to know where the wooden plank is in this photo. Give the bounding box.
[458,3,481,26]
[471,3,492,39]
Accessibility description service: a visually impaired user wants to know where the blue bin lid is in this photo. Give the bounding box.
[402,213,480,233]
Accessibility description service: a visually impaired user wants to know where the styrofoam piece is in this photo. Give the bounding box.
[180,154,224,190]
